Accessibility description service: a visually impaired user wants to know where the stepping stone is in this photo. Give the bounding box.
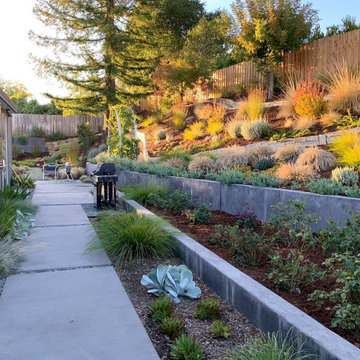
[19,225,110,272]
[0,268,159,360]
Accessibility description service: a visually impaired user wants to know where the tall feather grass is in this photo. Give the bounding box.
[328,64,360,114]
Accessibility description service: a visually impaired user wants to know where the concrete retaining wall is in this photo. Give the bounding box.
[87,163,360,231]
[117,194,360,360]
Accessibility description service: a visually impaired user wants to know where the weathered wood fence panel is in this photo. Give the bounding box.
[12,114,104,137]
[186,29,360,101]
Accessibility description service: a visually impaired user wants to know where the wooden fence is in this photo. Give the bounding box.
[186,29,360,101]
[12,114,104,137]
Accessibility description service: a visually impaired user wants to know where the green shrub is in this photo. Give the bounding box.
[168,190,191,214]
[307,179,345,195]
[48,132,67,141]
[88,144,107,159]
[79,175,92,183]
[161,317,184,339]
[160,149,192,163]
[345,186,360,198]
[267,250,321,293]
[241,120,270,141]
[123,183,168,206]
[186,204,211,225]
[253,157,274,171]
[317,212,360,255]
[218,170,248,185]
[250,174,279,188]
[15,136,28,145]
[77,123,97,151]
[59,141,80,165]
[90,212,176,264]
[331,167,359,187]
[225,331,313,360]
[30,127,46,138]
[194,298,220,320]
[149,297,175,322]
[211,224,267,266]
[269,200,316,248]
[44,153,62,164]
[171,334,204,360]
[210,320,230,339]
[155,129,167,140]
[12,144,24,159]
[309,253,360,331]
[110,156,135,171]
[184,170,204,179]
[205,172,220,181]
[33,145,41,157]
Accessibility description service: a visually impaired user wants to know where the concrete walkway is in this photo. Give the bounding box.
[0,181,159,360]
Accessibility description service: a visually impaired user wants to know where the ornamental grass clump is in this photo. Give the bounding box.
[296,147,336,172]
[273,144,304,164]
[226,119,243,139]
[226,331,313,360]
[277,164,316,183]
[215,147,249,170]
[165,157,188,169]
[237,88,265,121]
[293,72,327,118]
[247,145,273,162]
[172,103,188,131]
[188,156,215,174]
[330,131,360,169]
[331,167,359,187]
[90,212,176,265]
[183,122,205,140]
[240,119,270,141]
[123,183,168,205]
[328,64,360,114]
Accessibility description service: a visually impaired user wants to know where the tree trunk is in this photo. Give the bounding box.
[267,70,275,100]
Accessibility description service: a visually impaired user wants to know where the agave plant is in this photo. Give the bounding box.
[141,264,201,303]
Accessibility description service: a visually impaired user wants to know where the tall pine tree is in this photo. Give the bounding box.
[31,0,155,116]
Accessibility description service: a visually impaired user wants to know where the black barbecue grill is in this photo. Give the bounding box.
[91,163,118,209]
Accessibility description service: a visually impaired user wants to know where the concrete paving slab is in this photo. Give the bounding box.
[32,191,94,205]
[19,225,110,271]
[0,268,160,360]
[35,182,93,194]
[35,205,91,227]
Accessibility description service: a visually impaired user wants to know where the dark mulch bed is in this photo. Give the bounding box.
[114,258,261,360]
[146,206,360,349]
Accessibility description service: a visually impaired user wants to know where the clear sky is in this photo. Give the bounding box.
[0,0,359,104]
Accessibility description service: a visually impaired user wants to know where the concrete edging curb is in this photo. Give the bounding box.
[116,192,360,360]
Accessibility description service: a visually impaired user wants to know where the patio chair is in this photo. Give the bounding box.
[42,163,58,181]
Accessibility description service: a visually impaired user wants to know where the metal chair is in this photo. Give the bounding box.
[42,163,58,181]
